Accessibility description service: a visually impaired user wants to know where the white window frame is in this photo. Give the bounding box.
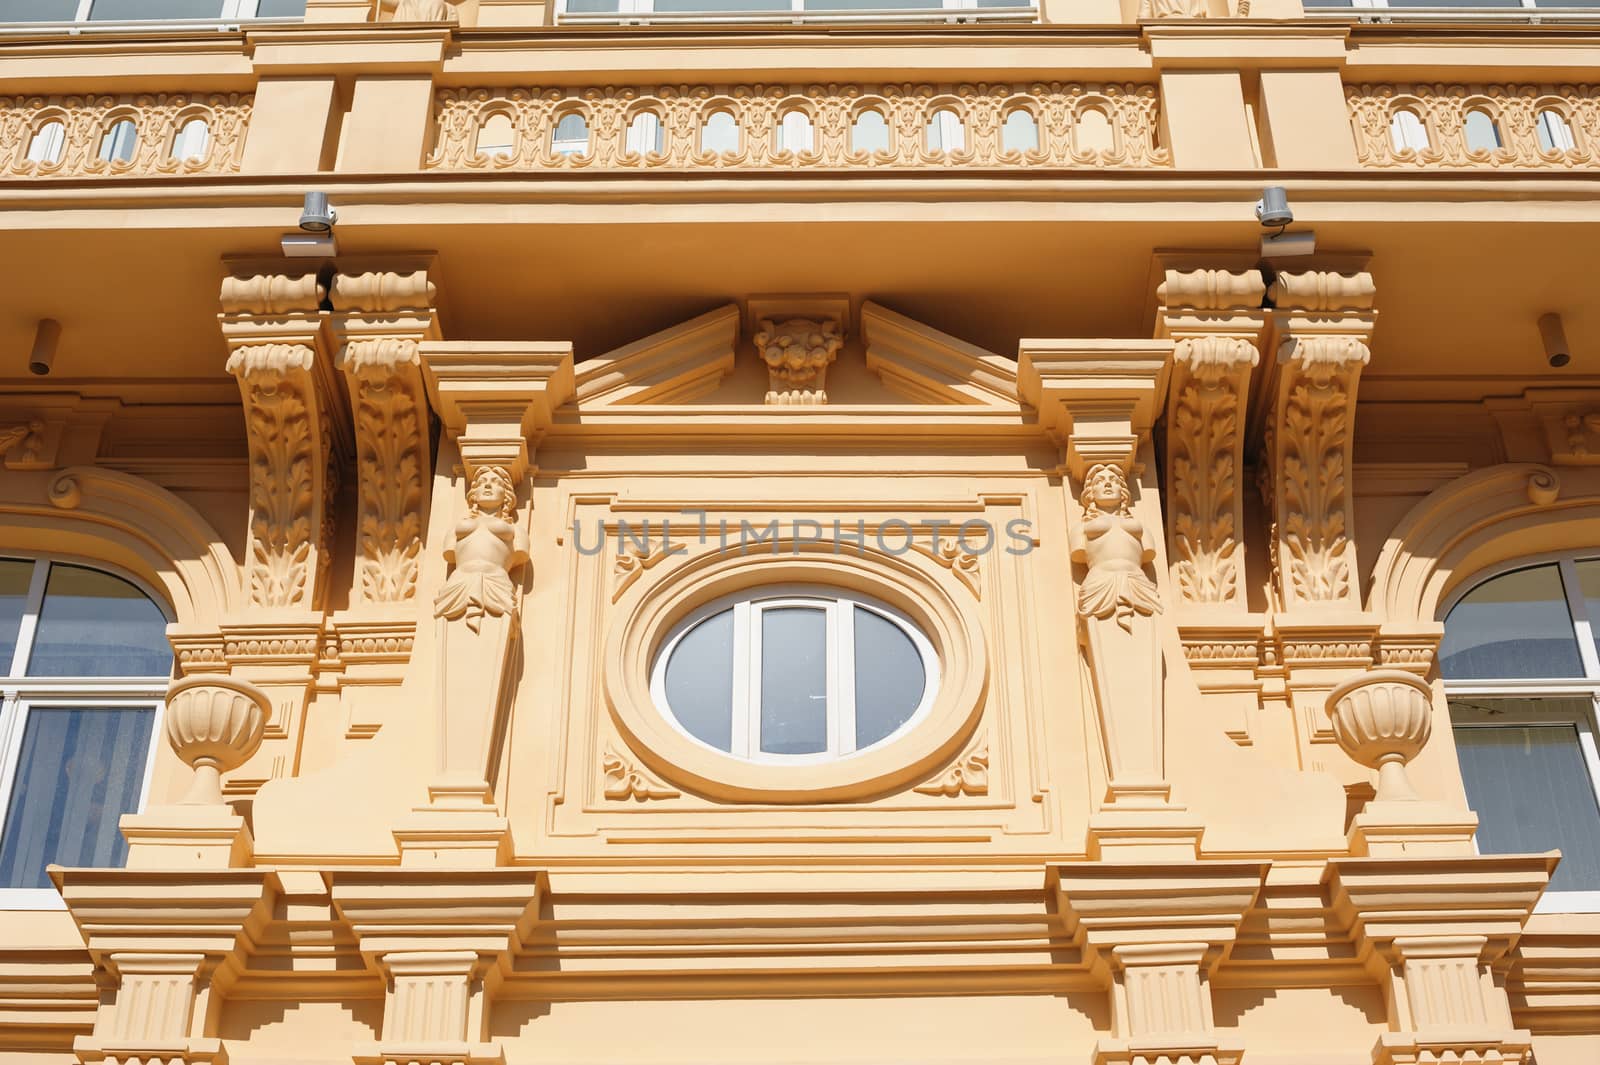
[553,0,1038,27]
[1442,553,1600,913]
[0,555,170,910]
[650,585,939,765]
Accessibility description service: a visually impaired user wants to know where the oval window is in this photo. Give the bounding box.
[650,587,938,763]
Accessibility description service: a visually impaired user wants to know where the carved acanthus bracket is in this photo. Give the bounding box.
[330,269,441,607]
[755,316,845,405]
[218,272,348,612]
[1260,269,1376,612]
[1157,268,1265,609]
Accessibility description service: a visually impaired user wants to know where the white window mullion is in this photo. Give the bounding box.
[74,0,94,22]
[1559,557,1600,680]
[832,600,854,758]
[0,696,30,858]
[9,561,48,680]
[732,600,753,759]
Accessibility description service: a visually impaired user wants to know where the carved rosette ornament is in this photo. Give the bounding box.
[755,317,844,404]
[1157,268,1265,608]
[330,269,440,606]
[1263,270,1376,610]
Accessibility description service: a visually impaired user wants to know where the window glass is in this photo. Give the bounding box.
[1002,109,1039,154]
[26,122,66,166]
[552,113,590,155]
[759,607,828,755]
[778,111,815,154]
[853,606,924,750]
[564,0,621,9]
[99,120,138,164]
[1453,707,1600,893]
[701,111,740,156]
[173,117,210,161]
[1463,110,1500,152]
[0,1,80,19]
[1538,110,1577,152]
[254,0,307,14]
[475,113,515,159]
[0,560,31,673]
[0,707,154,890]
[27,565,171,678]
[663,609,735,752]
[851,110,889,155]
[656,0,788,9]
[1440,564,1582,679]
[88,0,226,18]
[626,112,664,155]
[1390,110,1430,153]
[1076,108,1113,154]
[926,109,964,154]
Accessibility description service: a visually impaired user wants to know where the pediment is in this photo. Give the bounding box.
[571,304,739,406]
[861,301,1020,408]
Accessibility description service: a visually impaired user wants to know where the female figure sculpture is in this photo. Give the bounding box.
[1071,463,1169,811]
[1074,463,1162,632]
[434,465,528,633]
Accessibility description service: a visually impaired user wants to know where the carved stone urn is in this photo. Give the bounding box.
[1326,669,1434,802]
[164,675,270,806]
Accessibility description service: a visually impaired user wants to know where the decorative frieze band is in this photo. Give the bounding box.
[1348,83,1600,169]
[0,92,251,177]
[426,83,1170,172]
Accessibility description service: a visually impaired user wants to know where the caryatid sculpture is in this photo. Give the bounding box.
[1071,462,1169,810]
[430,464,529,810]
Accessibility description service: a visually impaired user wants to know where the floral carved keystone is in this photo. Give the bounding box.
[755,316,844,404]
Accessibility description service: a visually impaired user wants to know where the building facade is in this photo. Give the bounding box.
[1,1,1598,1063]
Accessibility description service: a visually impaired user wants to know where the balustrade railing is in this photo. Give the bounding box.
[1348,83,1600,168]
[425,83,1171,172]
[0,93,253,177]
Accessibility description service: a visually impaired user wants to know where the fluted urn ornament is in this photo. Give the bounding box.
[164,675,270,806]
[1326,669,1434,802]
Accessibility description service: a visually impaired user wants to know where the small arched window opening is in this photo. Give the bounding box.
[1002,109,1039,154]
[850,109,889,155]
[1538,109,1577,153]
[474,112,516,160]
[777,110,815,155]
[925,109,964,154]
[700,110,740,156]
[173,118,211,163]
[625,111,664,156]
[25,121,66,166]
[1463,109,1501,153]
[1074,108,1114,154]
[551,113,590,156]
[99,119,138,164]
[1390,110,1430,153]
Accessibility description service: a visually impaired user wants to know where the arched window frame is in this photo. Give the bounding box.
[0,552,171,910]
[649,583,939,766]
[1440,550,1600,913]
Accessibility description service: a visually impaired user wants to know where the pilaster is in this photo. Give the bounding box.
[1327,856,1555,1065]
[1056,862,1266,1065]
[1019,340,1201,859]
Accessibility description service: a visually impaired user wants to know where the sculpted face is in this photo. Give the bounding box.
[1087,467,1127,510]
[469,470,512,515]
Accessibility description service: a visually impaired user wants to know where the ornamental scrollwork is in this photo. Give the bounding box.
[343,338,427,604]
[602,745,681,802]
[0,92,252,177]
[1347,83,1600,169]
[914,740,989,797]
[426,82,1171,172]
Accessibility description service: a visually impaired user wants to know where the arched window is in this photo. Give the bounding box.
[172,117,211,162]
[475,112,516,160]
[0,558,170,902]
[1074,108,1114,155]
[851,109,889,155]
[1538,109,1577,153]
[551,112,590,156]
[651,587,938,763]
[98,119,138,164]
[1390,110,1430,153]
[25,121,66,167]
[625,111,664,156]
[1441,556,1600,906]
[1002,109,1039,154]
[1463,109,1501,153]
[700,110,740,156]
[777,110,814,155]
[926,109,964,154]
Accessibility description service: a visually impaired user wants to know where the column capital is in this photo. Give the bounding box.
[420,343,576,483]
[1017,339,1172,479]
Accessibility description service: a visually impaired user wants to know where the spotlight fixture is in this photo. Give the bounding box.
[298,191,336,233]
[1255,186,1294,229]
[283,191,338,258]
[28,318,60,377]
[1539,312,1572,368]
[1255,185,1315,258]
